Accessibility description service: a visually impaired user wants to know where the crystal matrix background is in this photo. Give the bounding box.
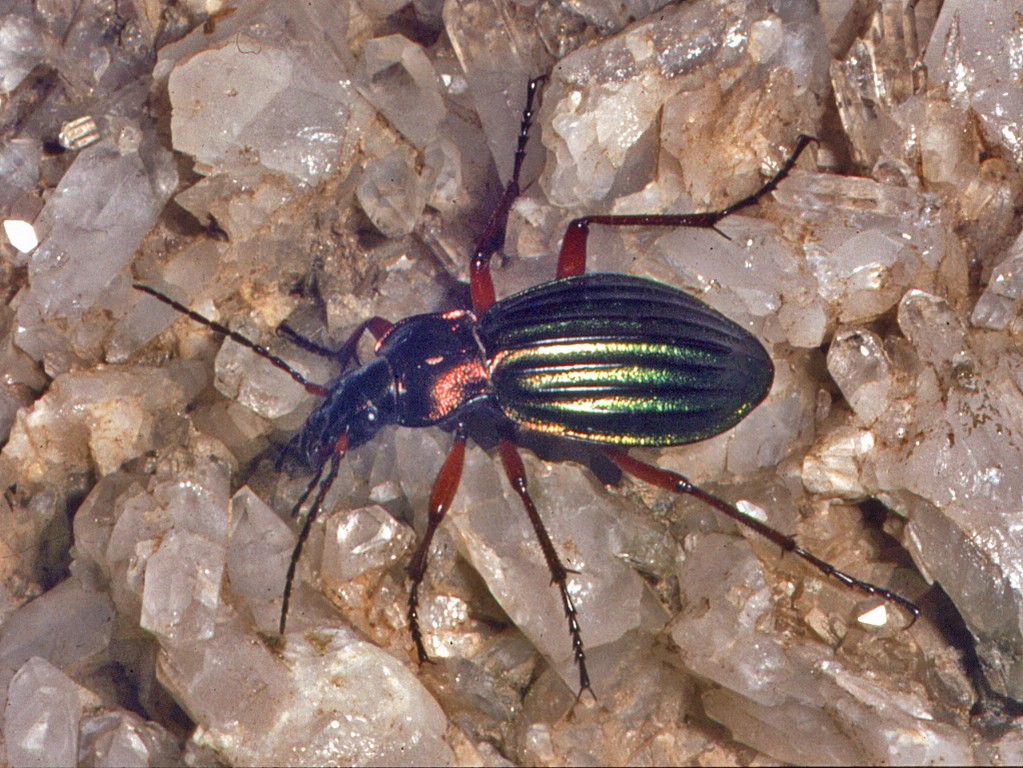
[0,0,1021,764]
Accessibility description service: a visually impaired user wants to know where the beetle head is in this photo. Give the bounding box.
[295,357,397,468]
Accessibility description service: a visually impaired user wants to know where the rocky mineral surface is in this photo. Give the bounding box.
[1,0,1022,764]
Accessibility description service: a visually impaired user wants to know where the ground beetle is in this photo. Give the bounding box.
[136,77,919,695]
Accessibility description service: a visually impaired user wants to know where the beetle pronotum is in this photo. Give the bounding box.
[136,77,918,695]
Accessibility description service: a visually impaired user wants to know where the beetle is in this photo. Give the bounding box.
[136,77,918,695]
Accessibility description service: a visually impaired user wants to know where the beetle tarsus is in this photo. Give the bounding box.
[511,74,546,182]
[717,133,817,219]
[407,579,431,664]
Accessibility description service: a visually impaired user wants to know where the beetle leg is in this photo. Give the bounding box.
[279,442,346,634]
[497,438,592,696]
[470,77,545,314]
[278,316,394,373]
[407,426,468,665]
[276,324,337,358]
[555,135,817,279]
[606,450,920,623]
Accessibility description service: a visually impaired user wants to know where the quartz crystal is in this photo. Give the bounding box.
[168,43,353,184]
[972,231,1023,330]
[3,0,1023,763]
[0,15,47,93]
[14,137,178,370]
[356,149,427,237]
[924,0,1023,165]
[0,138,41,215]
[160,0,356,185]
[4,657,82,767]
[356,35,446,149]
[78,711,181,767]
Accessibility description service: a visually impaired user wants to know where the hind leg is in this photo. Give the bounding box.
[554,135,816,278]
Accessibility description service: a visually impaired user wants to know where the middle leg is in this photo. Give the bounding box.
[470,76,546,314]
[496,438,592,696]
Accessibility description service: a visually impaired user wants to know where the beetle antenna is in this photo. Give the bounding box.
[134,284,329,397]
[279,439,346,635]
[276,322,338,359]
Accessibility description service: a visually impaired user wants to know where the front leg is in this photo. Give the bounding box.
[407,426,467,664]
[278,316,394,373]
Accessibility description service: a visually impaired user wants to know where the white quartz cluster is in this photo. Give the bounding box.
[2,0,1023,764]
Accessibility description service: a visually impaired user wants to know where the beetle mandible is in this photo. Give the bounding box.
[136,77,918,695]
